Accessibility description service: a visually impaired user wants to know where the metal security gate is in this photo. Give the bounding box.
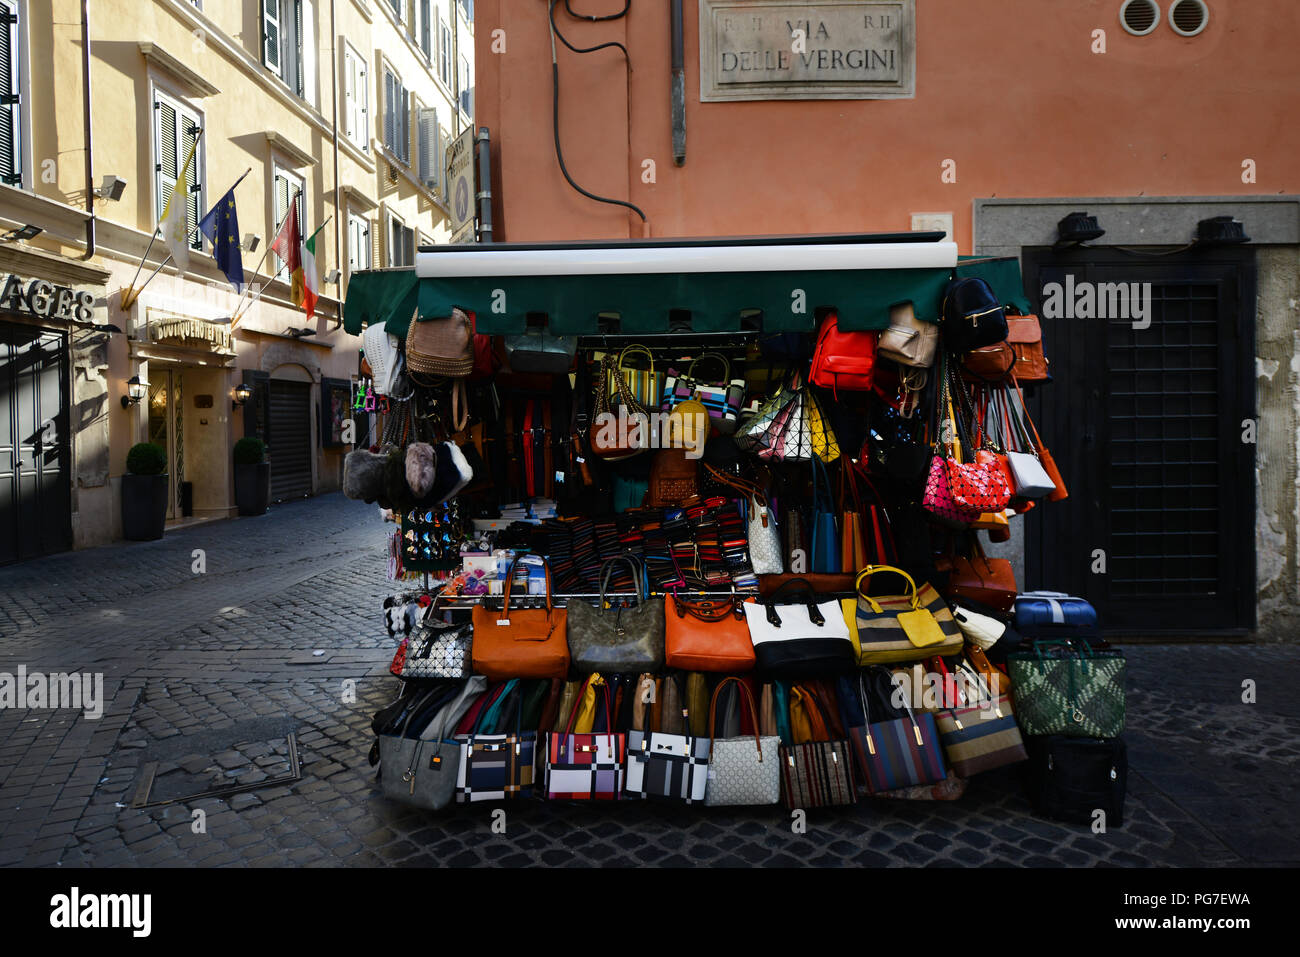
[267,379,313,502]
[0,322,71,564]
[1021,247,1256,635]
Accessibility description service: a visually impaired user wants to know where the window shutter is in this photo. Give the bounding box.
[417,107,437,189]
[343,49,355,141]
[419,0,432,58]
[383,70,395,153]
[399,83,410,164]
[155,98,178,224]
[181,109,202,250]
[404,227,415,267]
[0,1,18,186]
[262,0,281,75]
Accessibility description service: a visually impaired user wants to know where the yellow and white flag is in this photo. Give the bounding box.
[160,132,202,278]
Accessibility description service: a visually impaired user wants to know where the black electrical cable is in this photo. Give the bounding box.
[565,0,631,22]
[548,0,646,222]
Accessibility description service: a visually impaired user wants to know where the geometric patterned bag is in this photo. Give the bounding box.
[401,602,473,680]
[1007,640,1126,738]
[456,681,537,803]
[704,678,781,806]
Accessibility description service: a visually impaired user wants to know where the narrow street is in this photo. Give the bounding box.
[0,496,1295,867]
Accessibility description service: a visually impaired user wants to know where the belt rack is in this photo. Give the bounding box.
[434,589,758,611]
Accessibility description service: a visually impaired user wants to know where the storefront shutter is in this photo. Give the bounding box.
[267,379,313,501]
[0,1,19,187]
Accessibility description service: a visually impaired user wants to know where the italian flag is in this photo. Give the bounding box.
[271,200,321,321]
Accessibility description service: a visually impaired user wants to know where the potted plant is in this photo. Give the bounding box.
[121,442,169,541]
[233,436,271,516]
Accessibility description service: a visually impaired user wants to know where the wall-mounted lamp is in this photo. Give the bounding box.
[242,233,261,253]
[233,382,253,410]
[121,375,147,409]
[94,175,127,202]
[2,224,43,242]
[1056,211,1106,245]
[324,268,341,284]
[1195,216,1250,246]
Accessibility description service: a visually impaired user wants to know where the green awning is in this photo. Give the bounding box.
[343,253,1029,339]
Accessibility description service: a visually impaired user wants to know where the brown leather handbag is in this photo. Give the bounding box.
[664,592,757,672]
[645,449,700,508]
[406,306,475,377]
[962,341,1015,381]
[590,355,651,461]
[471,557,570,680]
[938,541,1017,612]
[1007,315,1048,382]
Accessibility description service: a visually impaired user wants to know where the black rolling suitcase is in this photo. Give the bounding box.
[1023,735,1127,827]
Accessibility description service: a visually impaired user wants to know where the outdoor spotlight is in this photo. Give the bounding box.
[1056,211,1106,244]
[95,175,127,201]
[1195,216,1251,245]
[285,327,317,338]
[233,382,253,409]
[324,269,341,284]
[3,224,43,242]
[121,375,147,409]
[242,233,261,253]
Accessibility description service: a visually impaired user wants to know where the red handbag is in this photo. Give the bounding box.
[809,310,876,396]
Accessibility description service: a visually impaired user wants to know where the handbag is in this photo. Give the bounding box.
[854,565,964,665]
[590,355,652,461]
[704,677,781,806]
[455,681,538,802]
[810,456,841,575]
[663,352,746,434]
[876,302,939,369]
[504,325,577,375]
[939,539,1018,612]
[963,644,1010,697]
[566,557,666,674]
[1008,374,1067,501]
[987,382,1056,499]
[1007,640,1126,738]
[645,448,700,508]
[664,592,757,672]
[379,677,487,810]
[400,593,472,680]
[743,485,783,576]
[922,359,1012,526]
[470,556,571,680]
[624,698,711,804]
[544,674,627,800]
[734,375,800,453]
[809,309,876,395]
[743,578,856,676]
[1006,314,1049,382]
[851,667,947,795]
[941,277,1008,354]
[780,684,856,809]
[612,344,663,411]
[935,663,1027,777]
[405,307,475,377]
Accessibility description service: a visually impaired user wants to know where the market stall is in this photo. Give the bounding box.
[344,232,1126,821]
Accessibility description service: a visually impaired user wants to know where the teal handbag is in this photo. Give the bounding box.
[1007,640,1126,738]
[612,475,648,512]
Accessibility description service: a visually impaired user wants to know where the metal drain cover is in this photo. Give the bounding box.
[128,719,302,808]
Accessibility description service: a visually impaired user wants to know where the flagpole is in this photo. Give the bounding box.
[121,129,205,312]
[233,216,332,329]
[230,188,302,329]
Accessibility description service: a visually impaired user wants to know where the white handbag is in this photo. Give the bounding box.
[950,603,1007,650]
[624,730,710,803]
[743,581,856,676]
[362,321,403,396]
[704,678,781,806]
[746,494,783,576]
[876,302,939,368]
[1006,450,1056,498]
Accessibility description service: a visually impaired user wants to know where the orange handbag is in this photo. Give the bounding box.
[964,644,1009,697]
[939,541,1018,612]
[663,592,757,672]
[471,557,570,680]
[1006,315,1049,382]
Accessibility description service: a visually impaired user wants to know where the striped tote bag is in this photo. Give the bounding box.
[543,676,627,800]
[778,685,856,809]
[851,669,948,794]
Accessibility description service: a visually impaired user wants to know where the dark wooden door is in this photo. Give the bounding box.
[0,322,71,564]
[1020,247,1256,635]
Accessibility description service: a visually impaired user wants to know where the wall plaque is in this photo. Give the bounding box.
[700,0,915,101]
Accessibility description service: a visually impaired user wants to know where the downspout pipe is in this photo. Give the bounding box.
[80,0,96,259]
[330,0,342,326]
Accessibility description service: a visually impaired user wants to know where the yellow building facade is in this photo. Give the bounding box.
[0,0,474,560]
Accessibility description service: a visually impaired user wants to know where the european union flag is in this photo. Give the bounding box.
[198,188,245,292]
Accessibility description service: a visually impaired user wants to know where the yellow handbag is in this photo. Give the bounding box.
[854,565,965,664]
[665,395,711,450]
[804,390,841,462]
[571,674,605,734]
[842,597,864,663]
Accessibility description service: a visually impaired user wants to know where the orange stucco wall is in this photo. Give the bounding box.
[476,0,1300,250]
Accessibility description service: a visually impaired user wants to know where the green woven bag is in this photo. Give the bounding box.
[1007,641,1126,738]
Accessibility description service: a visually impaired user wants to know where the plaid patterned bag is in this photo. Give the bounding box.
[1007,640,1126,738]
[625,729,711,803]
[456,681,537,803]
[779,684,856,809]
[544,675,627,800]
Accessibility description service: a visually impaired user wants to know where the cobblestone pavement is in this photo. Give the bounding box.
[1,494,1297,867]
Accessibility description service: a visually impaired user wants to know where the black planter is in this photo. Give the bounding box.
[121,473,169,541]
[234,461,272,516]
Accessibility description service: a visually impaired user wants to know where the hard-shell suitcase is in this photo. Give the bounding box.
[1013,590,1101,642]
[1022,735,1126,827]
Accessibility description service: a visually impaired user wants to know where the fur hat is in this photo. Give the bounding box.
[405,442,437,499]
[343,449,389,503]
[431,441,474,503]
